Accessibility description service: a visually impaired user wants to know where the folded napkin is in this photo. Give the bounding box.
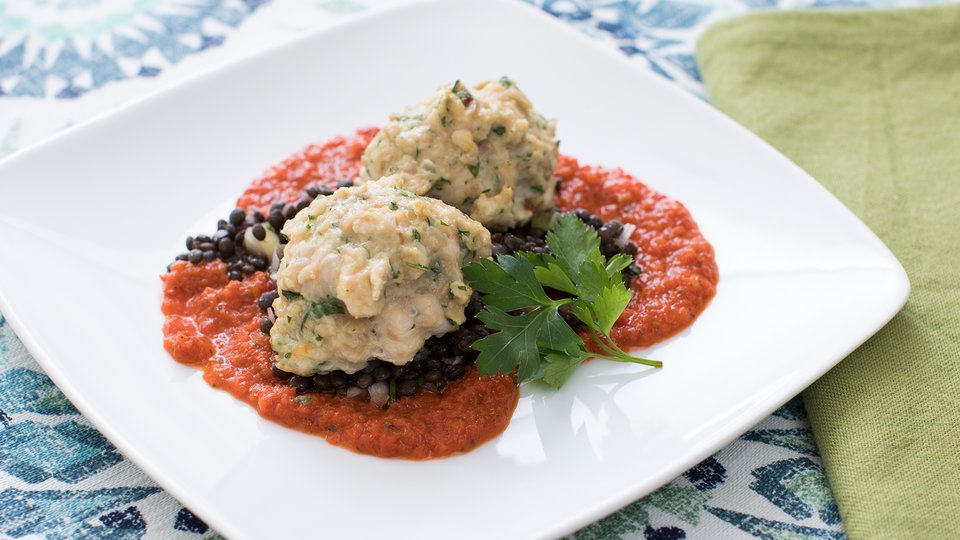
[697,6,960,538]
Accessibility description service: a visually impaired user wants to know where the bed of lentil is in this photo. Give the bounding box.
[161,128,717,460]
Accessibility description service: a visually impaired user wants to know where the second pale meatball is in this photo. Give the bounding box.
[358,78,559,230]
[270,179,491,376]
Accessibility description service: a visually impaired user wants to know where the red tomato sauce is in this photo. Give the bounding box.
[161,128,717,459]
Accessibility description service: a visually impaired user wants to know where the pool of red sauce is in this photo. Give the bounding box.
[161,127,718,460]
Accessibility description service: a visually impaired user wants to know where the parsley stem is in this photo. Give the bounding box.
[590,330,623,356]
[589,331,662,368]
[593,330,635,360]
[603,355,663,368]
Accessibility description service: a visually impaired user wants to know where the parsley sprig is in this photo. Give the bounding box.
[463,213,661,388]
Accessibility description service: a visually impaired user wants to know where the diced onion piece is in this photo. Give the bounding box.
[615,222,636,248]
[346,386,367,399]
[269,245,282,280]
[244,226,280,262]
[368,382,389,407]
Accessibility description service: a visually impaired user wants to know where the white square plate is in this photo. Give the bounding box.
[0,0,908,538]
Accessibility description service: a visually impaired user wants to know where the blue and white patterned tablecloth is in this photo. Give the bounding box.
[0,1,942,538]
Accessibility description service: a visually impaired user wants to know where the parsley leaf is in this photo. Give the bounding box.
[542,352,587,389]
[463,212,660,388]
[311,297,346,318]
[592,284,632,335]
[576,260,608,302]
[517,252,578,295]
[474,306,549,381]
[462,256,552,311]
[533,260,578,296]
[605,252,634,277]
[536,308,582,356]
[546,213,604,283]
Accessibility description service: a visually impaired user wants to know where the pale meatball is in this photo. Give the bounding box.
[359,78,558,230]
[269,180,491,375]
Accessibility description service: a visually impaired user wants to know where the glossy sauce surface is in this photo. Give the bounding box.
[161,129,717,459]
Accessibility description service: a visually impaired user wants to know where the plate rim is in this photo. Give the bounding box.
[0,0,910,538]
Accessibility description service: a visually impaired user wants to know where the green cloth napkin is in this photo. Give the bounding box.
[696,5,960,539]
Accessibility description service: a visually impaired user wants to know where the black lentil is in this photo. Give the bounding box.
[314,375,333,392]
[397,379,418,397]
[229,208,245,226]
[372,366,391,382]
[267,212,285,231]
[598,221,623,242]
[218,238,235,257]
[465,293,483,318]
[330,372,348,388]
[446,365,466,381]
[454,328,477,354]
[500,234,519,251]
[258,290,279,311]
[289,376,314,394]
[354,373,373,389]
[271,364,293,380]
